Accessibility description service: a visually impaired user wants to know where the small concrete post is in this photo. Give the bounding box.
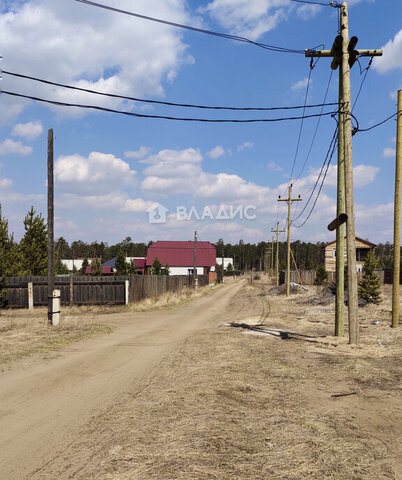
[125,280,129,305]
[28,282,33,310]
[52,289,60,326]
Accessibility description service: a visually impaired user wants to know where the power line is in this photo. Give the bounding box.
[1,70,340,112]
[72,0,306,54]
[292,127,338,227]
[354,111,401,133]
[289,0,340,6]
[294,68,334,182]
[352,57,373,112]
[1,90,339,123]
[288,64,313,184]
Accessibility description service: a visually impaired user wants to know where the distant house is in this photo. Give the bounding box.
[103,257,146,275]
[324,237,376,273]
[216,257,234,270]
[85,265,114,275]
[146,241,216,276]
[61,258,95,272]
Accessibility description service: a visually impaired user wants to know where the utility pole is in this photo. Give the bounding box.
[221,243,224,283]
[392,90,402,328]
[193,230,198,290]
[271,223,285,286]
[47,128,55,325]
[278,184,302,296]
[305,1,382,343]
[271,236,274,278]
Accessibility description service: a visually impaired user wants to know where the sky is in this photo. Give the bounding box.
[0,0,401,247]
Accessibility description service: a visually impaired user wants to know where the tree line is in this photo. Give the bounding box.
[0,204,398,278]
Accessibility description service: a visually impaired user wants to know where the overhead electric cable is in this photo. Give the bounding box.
[0,90,339,123]
[294,69,334,182]
[1,70,341,112]
[355,111,401,133]
[293,137,337,228]
[352,57,373,112]
[289,0,339,6]
[72,0,307,54]
[292,127,338,224]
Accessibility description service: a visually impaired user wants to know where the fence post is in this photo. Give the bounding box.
[69,276,74,306]
[125,280,129,305]
[28,282,34,310]
[52,289,60,326]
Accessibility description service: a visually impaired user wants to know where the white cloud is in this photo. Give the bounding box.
[12,121,43,140]
[291,77,309,91]
[0,139,33,156]
[267,161,283,171]
[374,29,402,73]
[382,147,396,158]
[0,0,193,123]
[57,192,127,209]
[55,151,137,193]
[207,145,226,159]
[124,146,152,159]
[121,198,155,212]
[237,141,254,151]
[199,0,289,41]
[142,148,206,195]
[296,4,321,20]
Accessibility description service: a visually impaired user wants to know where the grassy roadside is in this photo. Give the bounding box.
[44,280,400,480]
[0,317,113,364]
[0,282,229,365]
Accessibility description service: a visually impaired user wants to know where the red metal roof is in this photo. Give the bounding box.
[132,258,146,269]
[146,241,216,267]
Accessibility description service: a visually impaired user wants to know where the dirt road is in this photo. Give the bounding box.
[0,281,242,479]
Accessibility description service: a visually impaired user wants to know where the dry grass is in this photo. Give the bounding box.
[48,279,401,480]
[0,284,224,365]
[0,315,113,364]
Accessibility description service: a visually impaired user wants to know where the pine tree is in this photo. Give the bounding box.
[0,205,22,277]
[115,249,128,275]
[161,263,170,275]
[314,264,328,285]
[358,251,382,304]
[80,258,89,275]
[151,257,162,275]
[90,258,103,276]
[127,260,138,275]
[19,206,47,276]
[55,257,69,275]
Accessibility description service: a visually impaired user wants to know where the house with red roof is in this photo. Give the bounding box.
[146,241,216,276]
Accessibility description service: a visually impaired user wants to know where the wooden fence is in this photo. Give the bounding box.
[1,274,209,308]
[279,269,396,286]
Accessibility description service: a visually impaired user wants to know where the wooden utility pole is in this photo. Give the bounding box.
[271,223,285,286]
[392,90,402,328]
[306,1,382,343]
[193,230,198,290]
[278,184,302,296]
[47,128,55,325]
[271,235,274,278]
[335,57,345,337]
[221,244,224,283]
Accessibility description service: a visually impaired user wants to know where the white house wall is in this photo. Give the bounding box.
[169,266,204,276]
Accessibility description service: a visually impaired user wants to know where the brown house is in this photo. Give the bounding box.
[324,237,376,273]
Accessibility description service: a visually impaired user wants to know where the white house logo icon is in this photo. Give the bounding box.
[147,203,169,224]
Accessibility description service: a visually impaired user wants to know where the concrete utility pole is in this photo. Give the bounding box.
[193,230,198,290]
[306,1,382,343]
[271,223,285,286]
[221,243,224,283]
[278,184,302,296]
[47,129,57,325]
[392,90,402,328]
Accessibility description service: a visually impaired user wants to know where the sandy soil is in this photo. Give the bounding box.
[0,278,400,479]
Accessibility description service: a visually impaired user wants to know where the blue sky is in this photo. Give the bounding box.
[0,0,401,246]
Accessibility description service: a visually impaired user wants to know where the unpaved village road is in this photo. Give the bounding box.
[0,281,242,480]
